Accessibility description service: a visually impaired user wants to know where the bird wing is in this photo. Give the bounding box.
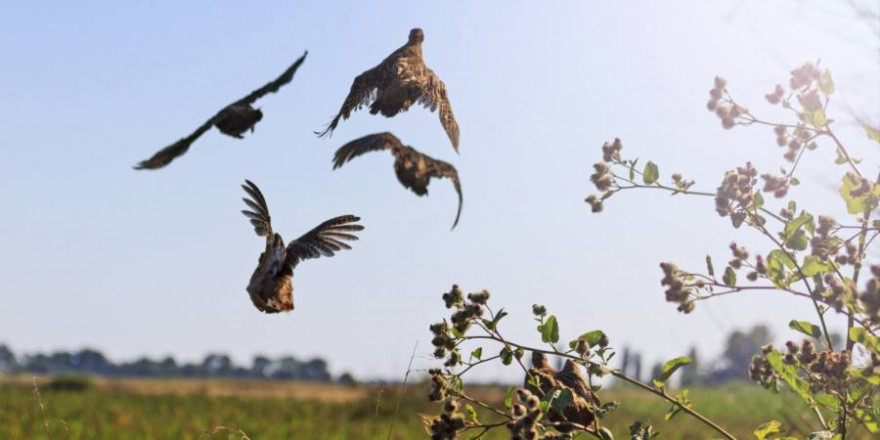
[418,68,460,151]
[240,180,274,237]
[317,65,383,137]
[285,216,364,268]
[424,155,464,230]
[134,52,308,170]
[236,51,308,106]
[332,132,402,169]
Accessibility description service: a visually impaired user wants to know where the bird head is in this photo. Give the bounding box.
[532,351,548,369]
[408,28,425,44]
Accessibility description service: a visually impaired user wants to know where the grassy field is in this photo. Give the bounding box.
[0,375,871,440]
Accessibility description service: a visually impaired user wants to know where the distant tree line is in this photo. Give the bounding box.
[0,344,355,383]
[616,324,840,387]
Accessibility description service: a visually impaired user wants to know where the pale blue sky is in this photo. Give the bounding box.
[1,1,878,380]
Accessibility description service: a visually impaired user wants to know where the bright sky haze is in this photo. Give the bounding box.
[1,1,878,380]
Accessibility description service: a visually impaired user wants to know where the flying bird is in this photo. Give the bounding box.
[317,28,460,152]
[134,52,308,170]
[240,180,363,313]
[332,132,463,229]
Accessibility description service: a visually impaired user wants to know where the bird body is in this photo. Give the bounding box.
[319,29,460,151]
[524,354,599,430]
[240,180,363,313]
[332,132,463,229]
[215,104,263,138]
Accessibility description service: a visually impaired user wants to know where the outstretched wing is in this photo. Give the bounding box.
[332,132,402,169]
[285,216,364,268]
[240,179,273,237]
[317,66,382,137]
[134,123,215,170]
[426,156,463,229]
[134,52,308,170]
[418,68,460,152]
[237,51,308,106]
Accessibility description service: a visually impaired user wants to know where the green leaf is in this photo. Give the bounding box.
[805,108,826,128]
[470,347,482,360]
[850,327,880,353]
[547,388,574,414]
[598,427,615,440]
[665,404,682,421]
[766,352,812,402]
[500,347,513,365]
[660,356,692,383]
[754,191,765,209]
[723,266,737,287]
[503,386,515,409]
[784,230,809,251]
[866,125,880,144]
[629,421,659,440]
[784,213,813,237]
[577,330,609,348]
[789,320,821,339]
[595,401,620,419]
[643,161,659,185]
[705,255,715,277]
[855,408,880,434]
[753,420,782,440]
[464,404,478,423]
[840,172,880,215]
[541,315,559,343]
[818,70,835,95]
[801,255,831,277]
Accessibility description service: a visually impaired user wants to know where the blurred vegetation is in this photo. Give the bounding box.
[0,378,874,439]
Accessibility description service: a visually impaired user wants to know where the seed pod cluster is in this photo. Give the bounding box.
[660,262,695,313]
[427,368,449,402]
[507,388,543,440]
[706,77,744,129]
[590,162,613,192]
[601,138,622,163]
[428,397,466,440]
[429,321,456,360]
[760,173,789,198]
[765,84,785,105]
[715,162,758,218]
[862,265,880,325]
[749,350,780,391]
[810,216,839,261]
[790,62,821,90]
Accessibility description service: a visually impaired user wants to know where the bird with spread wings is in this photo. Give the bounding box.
[317,28,460,152]
[332,132,463,230]
[134,52,308,170]
[240,180,363,313]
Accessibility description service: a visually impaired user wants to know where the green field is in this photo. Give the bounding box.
[0,376,870,439]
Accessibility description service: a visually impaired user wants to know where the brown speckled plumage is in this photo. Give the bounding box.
[524,354,599,430]
[135,52,307,170]
[240,180,363,313]
[332,132,463,229]
[318,29,460,152]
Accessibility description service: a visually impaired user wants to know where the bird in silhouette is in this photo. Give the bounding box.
[317,29,460,152]
[240,180,363,313]
[135,52,307,170]
[332,132,463,229]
